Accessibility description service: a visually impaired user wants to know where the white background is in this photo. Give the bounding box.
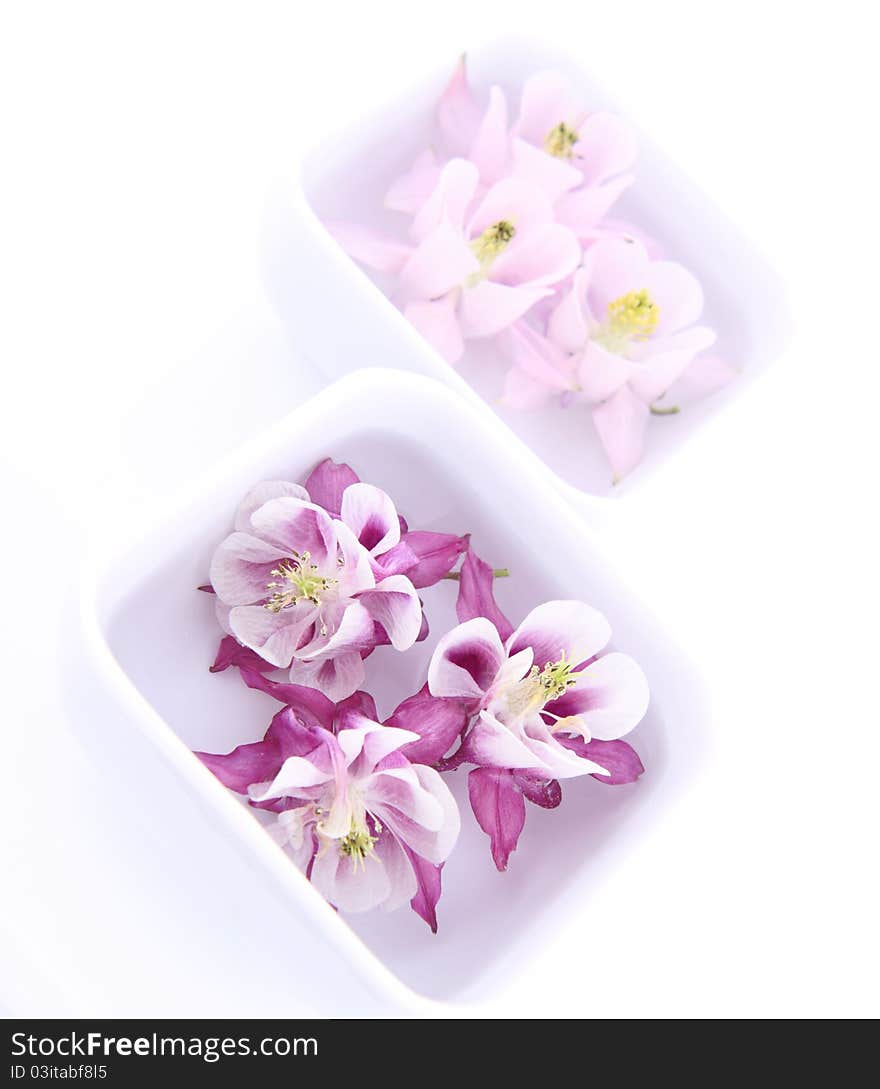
[2,1,878,1017]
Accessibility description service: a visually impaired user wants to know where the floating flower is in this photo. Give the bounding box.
[207,460,469,701]
[399,162,580,362]
[210,486,420,702]
[197,696,460,926]
[505,237,717,479]
[427,551,647,868]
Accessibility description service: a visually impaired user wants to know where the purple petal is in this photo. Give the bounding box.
[402,844,443,933]
[513,770,563,809]
[237,666,336,731]
[468,766,526,871]
[195,708,317,794]
[371,540,419,578]
[560,736,645,784]
[334,689,379,723]
[385,684,470,765]
[456,550,514,640]
[402,530,470,588]
[303,457,360,516]
[209,635,274,674]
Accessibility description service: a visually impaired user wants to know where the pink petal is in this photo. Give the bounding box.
[325,221,411,272]
[577,340,635,403]
[491,223,581,288]
[309,832,394,914]
[405,293,464,364]
[592,384,651,481]
[547,269,590,353]
[209,532,286,606]
[436,55,481,156]
[560,736,645,784]
[510,137,582,203]
[340,482,401,556]
[196,711,309,795]
[249,498,337,568]
[411,157,479,241]
[427,616,506,700]
[296,600,376,662]
[237,666,337,732]
[575,111,637,186]
[459,280,551,338]
[514,70,576,146]
[556,175,635,237]
[508,600,612,669]
[628,326,717,404]
[455,550,514,640]
[234,481,309,532]
[462,710,547,771]
[401,845,443,932]
[303,458,359,516]
[665,352,738,404]
[373,831,420,913]
[499,322,574,408]
[384,148,442,214]
[288,650,366,704]
[551,652,649,740]
[467,766,526,871]
[399,221,480,299]
[228,602,316,668]
[467,176,555,237]
[513,770,562,808]
[642,259,706,336]
[370,539,419,578]
[209,634,274,675]
[468,85,510,182]
[356,575,422,651]
[366,765,459,863]
[399,530,469,588]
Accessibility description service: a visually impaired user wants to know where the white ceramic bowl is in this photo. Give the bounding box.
[81,369,709,1010]
[262,36,788,501]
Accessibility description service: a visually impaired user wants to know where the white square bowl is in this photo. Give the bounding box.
[81,369,709,1010]
[261,36,789,502]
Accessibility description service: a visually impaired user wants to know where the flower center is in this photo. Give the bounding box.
[471,219,516,270]
[264,551,337,612]
[593,289,659,354]
[503,652,578,718]
[544,121,579,158]
[339,816,378,870]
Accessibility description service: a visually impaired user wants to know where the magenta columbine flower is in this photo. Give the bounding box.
[429,601,648,777]
[197,687,461,927]
[208,460,468,702]
[426,551,647,870]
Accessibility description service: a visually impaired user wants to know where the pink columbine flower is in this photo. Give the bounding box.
[197,696,460,924]
[401,161,580,362]
[427,551,647,869]
[334,159,580,364]
[387,61,636,241]
[505,237,717,479]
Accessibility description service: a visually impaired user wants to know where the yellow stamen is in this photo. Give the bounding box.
[594,289,660,354]
[471,220,516,268]
[264,550,337,613]
[339,817,378,870]
[544,121,579,158]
